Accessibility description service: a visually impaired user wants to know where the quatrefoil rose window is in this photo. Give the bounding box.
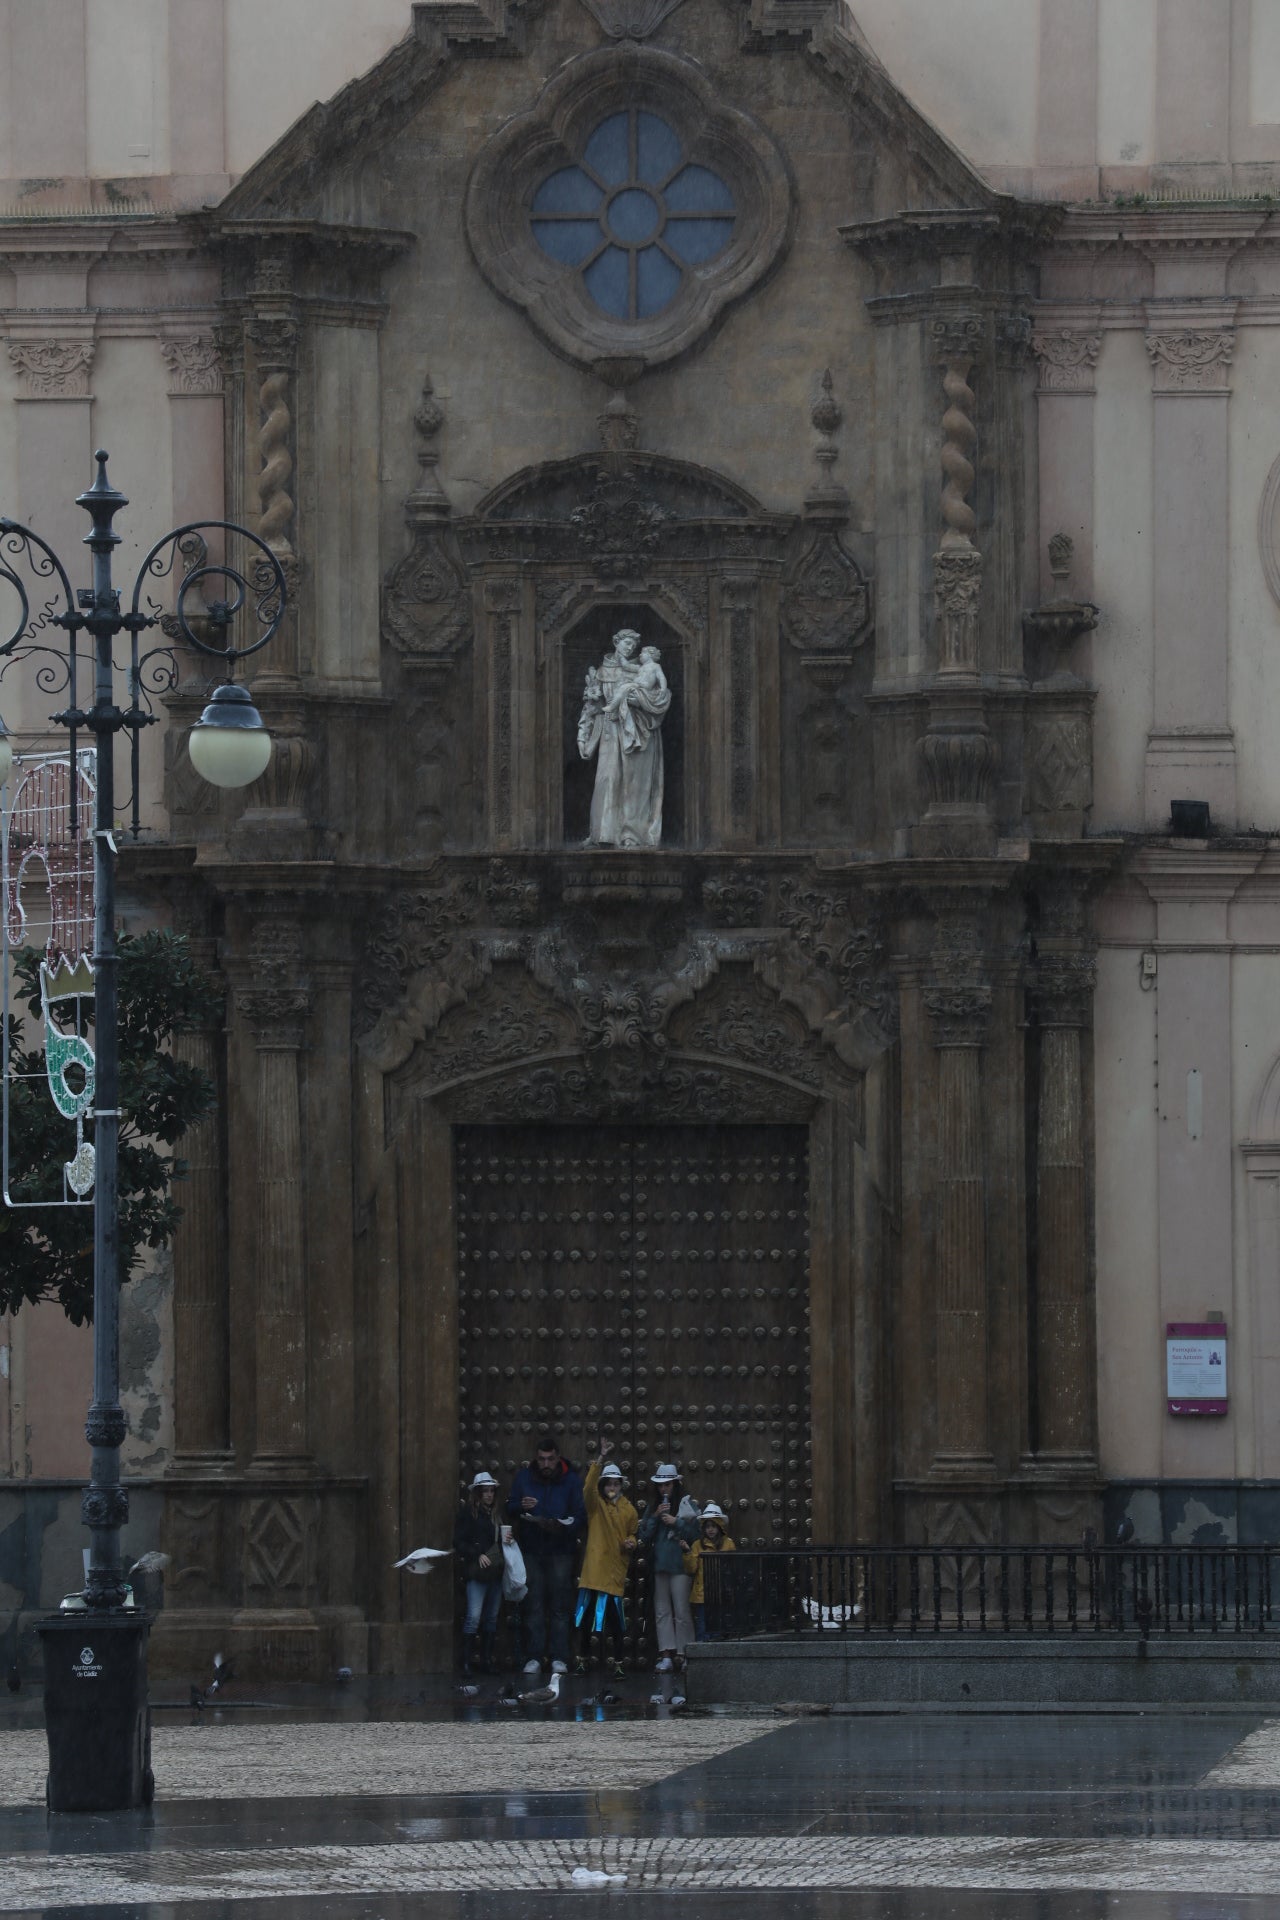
[466,48,793,370]
[531,110,736,323]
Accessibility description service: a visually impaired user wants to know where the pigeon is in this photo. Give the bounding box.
[670,1693,687,1708]
[1115,1517,1136,1545]
[497,1691,521,1707]
[517,1670,562,1705]
[394,1548,452,1574]
[336,1667,353,1683]
[207,1652,234,1695]
[128,1551,170,1576]
[454,1682,480,1697]
[570,1867,626,1887]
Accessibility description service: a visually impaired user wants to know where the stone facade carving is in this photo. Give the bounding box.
[6,340,95,398]
[781,529,872,657]
[1031,329,1101,394]
[161,336,223,396]
[383,378,473,658]
[248,319,298,551]
[569,469,674,574]
[1025,709,1092,817]
[1145,329,1234,395]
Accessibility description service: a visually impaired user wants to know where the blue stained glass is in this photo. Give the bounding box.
[665,217,734,265]
[583,245,631,318]
[636,245,682,317]
[532,220,603,267]
[664,163,735,213]
[607,187,661,244]
[637,112,682,185]
[582,112,631,186]
[531,166,603,215]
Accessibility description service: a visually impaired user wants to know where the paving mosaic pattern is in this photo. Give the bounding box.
[0,1716,775,1809]
[5,1832,1280,1907]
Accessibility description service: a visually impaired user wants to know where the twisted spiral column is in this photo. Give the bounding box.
[256,368,293,548]
[939,356,978,551]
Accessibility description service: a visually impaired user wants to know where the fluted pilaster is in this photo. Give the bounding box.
[1033,953,1096,1457]
[239,915,312,1470]
[925,978,992,1464]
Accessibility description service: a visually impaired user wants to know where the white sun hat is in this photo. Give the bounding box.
[600,1463,624,1481]
[651,1463,679,1483]
[470,1471,499,1489]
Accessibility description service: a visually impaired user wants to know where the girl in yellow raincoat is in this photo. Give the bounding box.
[684,1502,736,1641]
[575,1439,639,1675]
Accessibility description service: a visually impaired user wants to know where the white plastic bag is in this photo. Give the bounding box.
[502,1538,528,1602]
[676,1495,700,1522]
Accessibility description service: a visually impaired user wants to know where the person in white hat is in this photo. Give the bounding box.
[638,1464,700,1672]
[453,1470,503,1674]
[685,1502,736,1641]
[574,1437,640,1676]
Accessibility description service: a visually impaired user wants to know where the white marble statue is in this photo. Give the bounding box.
[576,629,672,847]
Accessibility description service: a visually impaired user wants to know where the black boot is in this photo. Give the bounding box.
[461,1634,477,1676]
[479,1632,496,1673]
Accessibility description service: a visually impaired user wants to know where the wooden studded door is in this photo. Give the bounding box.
[455,1124,812,1563]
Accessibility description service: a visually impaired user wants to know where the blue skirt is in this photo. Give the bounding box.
[575,1588,627,1634]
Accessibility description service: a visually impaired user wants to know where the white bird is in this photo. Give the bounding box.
[518,1670,561,1705]
[394,1548,451,1574]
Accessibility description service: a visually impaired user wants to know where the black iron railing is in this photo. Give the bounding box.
[702,1547,1280,1639]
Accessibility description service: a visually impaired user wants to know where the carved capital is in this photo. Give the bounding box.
[1145,329,1233,395]
[1031,329,1101,394]
[918,722,999,808]
[240,915,312,1046]
[161,335,223,396]
[931,313,984,366]
[247,315,299,372]
[923,981,992,1049]
[1033,952,1097,1027]
[7,339,95,398]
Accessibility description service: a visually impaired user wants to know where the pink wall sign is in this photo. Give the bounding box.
[1166,1323,1228,1417]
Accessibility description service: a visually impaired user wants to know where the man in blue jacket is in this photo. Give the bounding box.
[507,1436,586,1676]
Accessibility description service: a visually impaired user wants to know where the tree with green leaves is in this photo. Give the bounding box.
[0,929,217,1324]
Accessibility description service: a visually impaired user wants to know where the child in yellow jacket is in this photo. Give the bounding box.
[575,1439,639,1675]
[685,1503,736,1641]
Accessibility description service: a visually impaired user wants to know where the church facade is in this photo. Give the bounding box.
[3,0,1280,1674]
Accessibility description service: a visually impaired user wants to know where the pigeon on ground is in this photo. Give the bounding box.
[207,1652,234,1695]
[454,1682,480,1697]
[517,1670,562,1705]
[394,1548,452,1574]
[497,1691,521,1706]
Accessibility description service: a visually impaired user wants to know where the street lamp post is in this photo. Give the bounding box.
[0,451,286,1811]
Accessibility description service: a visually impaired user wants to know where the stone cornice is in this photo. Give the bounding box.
[1047,206,1271,258]
[1130,845,1265,903]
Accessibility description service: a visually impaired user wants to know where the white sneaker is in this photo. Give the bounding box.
[523,1659,541,1675]
[551,1660,567,1675]
[655,1656,673,1673]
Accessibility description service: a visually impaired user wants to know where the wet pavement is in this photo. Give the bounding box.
[2,1674,1279,1915]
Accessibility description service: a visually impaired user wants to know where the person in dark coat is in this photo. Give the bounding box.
[506,1435,586,1676]
[454,1470,504,1674]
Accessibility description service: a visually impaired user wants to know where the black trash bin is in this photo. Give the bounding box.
[37,1614,153,1812]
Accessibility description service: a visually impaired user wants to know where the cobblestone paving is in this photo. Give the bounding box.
[5,1832,1280,1906]
[0,1716,773,1808]
[1203,1721,1280,1786]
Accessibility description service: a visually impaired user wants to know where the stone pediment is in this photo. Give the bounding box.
[212,0,1007,236]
